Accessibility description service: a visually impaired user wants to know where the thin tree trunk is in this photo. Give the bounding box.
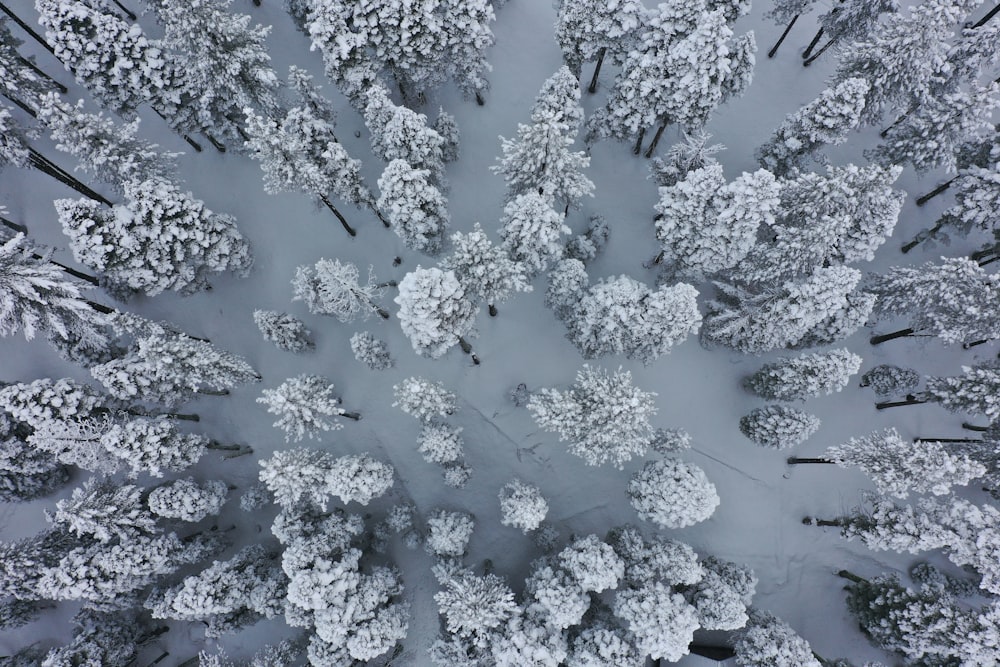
[980,254,1000,267]
[489,304,497,317]
[963,338,992,349]
[475,90,485,106]
[973,2,1000,27]
[2,92,37,117]
[151,109,202,152]
[0,215,27,234]
[27,150,114,206]
[962,422,990,432]
[837,570,866,584]
[48,258,99,285]
[916,177,957,206]
[880,106,916,139]
[802,38,835,66]
[768,14,800,58]
[632,127,646,155]
[375,306,390,320]
[0,3,55,55]
[901,221,946,253]
[320,195,357,237]
[17,55,67,94]
[204,133,226,152]
[876,395,927,410]
[369,203,391,228]
[195,388,230,396]
[164,412,199,422]
[787,457,835,464]
[587,47,606,94]
[224,448,253,459]
[137,626,169,644]
[869,327,915,345]
[652,250,665,265]
[643,121,668,158]
[176,658,199,667]
[913,437,981,443]
[253,0,261,5]
[110,0,136,20]
[341,411,361,421]
[803,516,842,526]
[458,337,472,354]
[206,441,243,451]
[376,280,398,289]
[801,27,824,59]
[84,299,114,315]
[145,651,169,667]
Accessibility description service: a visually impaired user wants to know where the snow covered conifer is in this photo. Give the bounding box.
[554,0,646,82]
[292,258,387,321]
[0,17,61,114]
[434,571,517,640]
[558,534,624,593]
[545,258,589,322]
[253,310,313,352]
[395,267,477,359]
[565,275,702,364]
[860,364,921,398]
[377,160,450,256]
[434,109,461,162]
[654,164,779,279]
[756,78,869,175]
[364,90,447,185]
[650,130,726,187]
[499,193,570,278]
[824,428,985,498]
[0,417,69,502]
[148,477,229,522]
[426,509,475,558]
[743,349,863,401]
[628,458,719,529]
[43,609,158,667]
[350,331,392,370]
[418,424,465,464]
[101,416,208,478]
[258,374,359,442]
[56,178,252,297]
[925,365,1000,423]
[258,447,335,508]
[327,454,394,506]
[498,479,548,533]
[393,376,457,423]
[524,562,590,629]
[684,568,751,631]
[440,0,496,102]
[50,477,157,542]
[528,365,657,468]
[739,406,820,449]
[734,610,822,667]
[442,462,473,489]
[566,621,643,667]
[614,581,699,662]
[442,223,532,314]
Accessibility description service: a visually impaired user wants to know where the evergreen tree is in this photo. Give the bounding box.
[392,376,457,422]
[417,423,464,464]
[291,258,387,321]
[49,476,156,542]
[377,159,450,256]
[734,609,822,667]
[498,479,548,533]
[259,448,394,509]
[528,365,657,468]
[628,458,719,529]
[434,570,517,640]
[554,0,647,86]
[925,364,1000,423]
[0,16,62,114]
[434,108,461,162]
[350,331,392,370]
[498,193,570,278]
[364,89,447,185]
[564,275,702,364]
[654,163,779,279]
[614,581,699,662]
[566,621,642,667]
[740,406,820,449]
[102,416,209,478]
[147,477,229,522]
[303,1,381,111]
[558,534,625,593]
[56,179,253,297]
[43,609,164,667]
[743,349,863,401]
[546,258,590,322]
[257,374,360,442]
[755,78,869,175]
[394,267,477,359]
[425,509,475,558]
[649,130,725,187]
[803,0,899,66]
[860,364,921,398]
[439,0,496,102]
[442,223,532,315]
[253,310,313,353]
[0,413,69,502]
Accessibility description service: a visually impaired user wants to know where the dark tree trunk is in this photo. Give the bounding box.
[881,106,916,139]
[803,516,842,526]
[870,327,915,345]
[913,437,981,443]
[341,411,361,421]
[375,306,390,320]
[111,0,136,20]
[977,252,1000,267]
[632,127,646,155]
[489,304,497,317]
[165,412,199,422]
[0,3,55,55]
[84,299,114,315]
[963,338,992,349]
[901,221,945,253]
[458,336,472,354]
[2,92,37,117]
[195,388,230,396]
[802,37,836,66]
[837,570,867,584]
[137,626,169,644]
[48,258,99,286]
[253,0,261,5]
[876,395,927,410]
[320,195,357,237]
[588,47,606,94]
[644,121,668,158]
[151,109,203,152]
[145,651,169,667]
[204,133,226,152]
[962,422,990,432]
[475,90,485,106]
[801,27,824,59]
[0,215,27,234]
[651,250,665,265]
[369,204,391,228]
[973,2,1000,27]
[16,55,67,93]
[787,457,836,464]
[916,177,957,206]
[768,14,800,57]
[27,150,114,206]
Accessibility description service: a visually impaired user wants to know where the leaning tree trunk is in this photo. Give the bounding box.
[319,195,357,237]
[341,410,361,421]
[880,105,917,138]
[801,27,824,59]
[588,47,607,94]
[972,242,1000,266]
[875,395,928,410]
[3,92,37,117]
[901,221,946,253]
[803,516,843,527]
[916,177,958,206]
[802,37,836,66]
[787,457,836,464]
[973,2,1000,27]
[145,652,169,667]
[27,149,114,206]
[869,327,915,345]
[0,2,55,55]
[768,14,800,57]
[962,422,990,432]
[17,55,67,94]
[151,109,203,152]
[837,570,867,584]
[644,121,669,158]
[913,437,981,443]
[110,0,136,20]
[203,133,226,153]
[632,127,646,155]
[0,214,27,234]
[963,338,992,349]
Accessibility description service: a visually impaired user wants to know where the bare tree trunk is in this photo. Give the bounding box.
[0,3,55,55]
[111,0,136,20]
[901,221,945,253]
[0,215,27,234]
[320,195,358,237]
[803,516,842,526]
[802,37,836,66]
[632,127,646,155]
[643,121,668,158]
[963,338,991,349]
[837,570,866,583]
[768,14,800,57]
[962,422,990,432]
[27,150,114,206]
[2,92,37,117]
[916,177,958,206]
[801,27,824,59]
[145,651,169,667]
[48,258,99,286]
[869,327,915,345]
[368,203,391,228]
[151,109,203,152]
[195,388,230,396]
[876,394,927,410]
[973,2,1000,27]
[913,437,981,443]
[341,411,361,421]
[881,105,916,138]
[16,55,67,93]
[475,90,485,106]
[84,299,114,315]
[375,306,390,320]
[787,457,835,464]
[204,133,226,152]
[587,47,606,94]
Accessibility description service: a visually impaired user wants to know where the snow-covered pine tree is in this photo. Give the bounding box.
[393,377,458,423]
[545,258,590,322]
[442,462,473,489]
[0,16,63,115]
[258,374,359,442]
[650,130,726,187]
[654,163,779,279]
[740,406,820,449]
[860,364,921,398]
[499,193,571,278]
[364,88,447,186]
[417,423,464,464]
[434,108,461,162]
[803,0,898,66]
[259,448,393,509]
[49,477,157,542]
[756,78,869,175]
[869,257,1000,346]
[147,477,229,522]
[147,0,279,146]
[566,620,642,667]
[43,609,164,667]
[821,428,985,497]
[38,93,178,194]
[35,0,168,118]
[628,458,719,529]
[703,266,863,353]
[291,258,387,321]
[498,479,548,533]
[734,609,823,667]
[425,509,475,558]
[564,275,702,364]
[101,416,209,477]
[554,0,646,87]
[0,233,108,350]
[56,178,252,297]
[439,0,495,102]
[743,349,863,401]
[935,147,1000,251]
[302,1,380,111]
[0,413,69,502]
[925,364,1000,423]
[377,160,450,256]
[683,563,754,631]
[253,310,313,352]
[613,581,699,662]
[91,331,260,406]
[492,67,594,210]
[442,223,531,316]
[350,331,392,370]
[433,569,517,644]
[394,267,477,359]
[528,365,657,468]
[523,560,590,630]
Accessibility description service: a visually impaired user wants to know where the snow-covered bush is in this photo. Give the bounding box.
[498,479,548,533]
[558,534,624,593]
[148,478,229,522]
[628,458,720,529]
[442,463,473,489]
